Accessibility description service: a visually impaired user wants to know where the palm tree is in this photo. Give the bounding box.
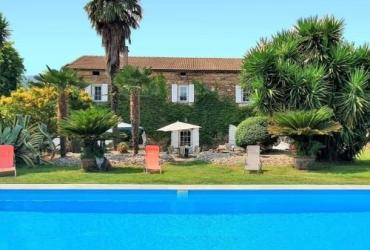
[35,66,87,157]
[115,65,150,154]
[0,13,10,48]
[84,0,142,116]
[269,107,342,157]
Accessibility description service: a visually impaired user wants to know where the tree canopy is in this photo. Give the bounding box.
[0,13,24,96]
[241,16,370,160]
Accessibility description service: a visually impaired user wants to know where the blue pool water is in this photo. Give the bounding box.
[1,190,370,250]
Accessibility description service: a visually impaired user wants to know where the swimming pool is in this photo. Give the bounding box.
[1,189,370,250]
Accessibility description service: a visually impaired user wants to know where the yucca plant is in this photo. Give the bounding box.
[60,107,120,171]
[241,16,370,161]
[269,107,342,157]
[0,115,55,166]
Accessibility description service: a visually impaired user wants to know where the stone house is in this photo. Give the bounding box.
[66,56,248,105]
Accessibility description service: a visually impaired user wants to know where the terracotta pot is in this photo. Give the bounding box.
[293,156,315,170]
[81,158,98,172]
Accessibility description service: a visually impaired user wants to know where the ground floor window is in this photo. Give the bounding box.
[180,130,191,146]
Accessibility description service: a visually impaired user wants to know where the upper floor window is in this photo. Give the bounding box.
[171,84,194,103]
[179,85,189,102]
[235,85,249,104]
[92,71,100,76]
[85,84,108,103]
[94,86,102,101]
[242,89,249,103]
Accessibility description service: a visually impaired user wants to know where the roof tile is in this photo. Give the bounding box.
[67,56,242,72]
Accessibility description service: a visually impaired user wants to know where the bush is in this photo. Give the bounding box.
[236,116,276,149]
[60,107,120,171]
[268,107,342,157]
[0,86,92,135]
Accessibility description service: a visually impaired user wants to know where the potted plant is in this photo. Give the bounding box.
[269,107,342,169]
[60,107,120,172]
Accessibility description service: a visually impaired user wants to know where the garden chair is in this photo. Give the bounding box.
[245,145,262,174]
[0,145,16,177]
[145,145,161,174]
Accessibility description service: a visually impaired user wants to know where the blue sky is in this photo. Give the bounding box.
[1,0,370,75]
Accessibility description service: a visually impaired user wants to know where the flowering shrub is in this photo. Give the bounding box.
[0,86,92,134]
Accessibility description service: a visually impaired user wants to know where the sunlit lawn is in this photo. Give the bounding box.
[1,150,370,185]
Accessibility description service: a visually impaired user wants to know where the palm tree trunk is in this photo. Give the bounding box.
[105,33,122,148]
[58,90,68,157]
[130,88,140,155]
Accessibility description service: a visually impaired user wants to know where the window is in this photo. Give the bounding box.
[92,71,100,76]
[94,86,102,101]
[180,72,187,77]
[180,130,191,146]
[178,85,189,102]
[242,89,249,103]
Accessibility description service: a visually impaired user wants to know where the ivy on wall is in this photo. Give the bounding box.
[118,77,252,148]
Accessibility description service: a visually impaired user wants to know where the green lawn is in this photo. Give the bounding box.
[1,150,370,185]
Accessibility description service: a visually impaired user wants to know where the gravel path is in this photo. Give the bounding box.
[52,150,294,167]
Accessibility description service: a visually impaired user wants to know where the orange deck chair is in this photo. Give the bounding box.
[145,145,161,174]
[0,145,16,177]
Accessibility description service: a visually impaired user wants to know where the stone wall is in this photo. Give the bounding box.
[76,69,240,99]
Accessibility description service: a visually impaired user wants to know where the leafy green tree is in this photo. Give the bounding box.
[0,13,10,48]
[34,66,87,157]
[0,13,24,96]
[115,65,150,154]
[241,16,370,160]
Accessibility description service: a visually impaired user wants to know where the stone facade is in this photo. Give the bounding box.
[67,56,244,103]
[76,68,240,99]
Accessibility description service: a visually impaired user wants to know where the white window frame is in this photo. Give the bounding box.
[93,85,102,102]
[178,85,189,103]
[241,89,249,103]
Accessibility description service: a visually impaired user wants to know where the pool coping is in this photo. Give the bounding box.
[1,184,370,190]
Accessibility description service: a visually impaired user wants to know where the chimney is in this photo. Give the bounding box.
[121,46,129,67]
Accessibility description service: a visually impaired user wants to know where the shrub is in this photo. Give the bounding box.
[0,86,92,135]
[60,107,120,171]
[0,115,55,166]
[236,116,276,149]
[268,107,342,157]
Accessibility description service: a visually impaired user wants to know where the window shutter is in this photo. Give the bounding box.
[171,84,178,103]
[188,84,195,103]
[85,84,92,98]
[171,131,179,148]
[101,84,108,102]
[192,129,199,147]
[235,85,242,103]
